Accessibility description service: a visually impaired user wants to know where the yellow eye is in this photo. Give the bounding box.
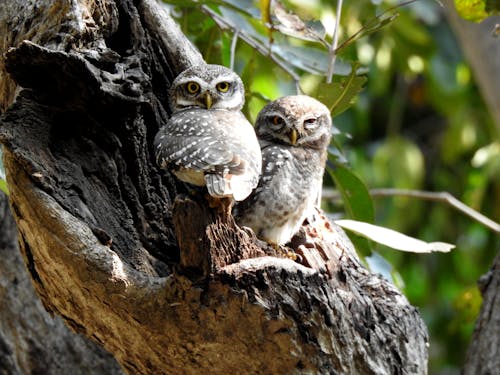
[272,116,284,126]
[186,82,200,94]
[216,81,230,92]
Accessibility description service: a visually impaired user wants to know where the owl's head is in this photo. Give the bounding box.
[169,64,245,112]
[255,95,332,149]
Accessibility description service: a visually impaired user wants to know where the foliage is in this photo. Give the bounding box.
[454,0,500,22]
[163,0,499,373]
[327,162,374,223]
[336,219,455,253]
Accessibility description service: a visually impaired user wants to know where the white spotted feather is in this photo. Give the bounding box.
[154,65,262,201]
[235,95,332,245]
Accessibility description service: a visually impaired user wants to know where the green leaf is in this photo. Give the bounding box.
[217,5,271,45]
[336,219,456,253]
[306,65,366,116]
[327,161,374,223]
[163,0,257,17]
[330,69,367,117]
[220,32,232,67]
[0,179,8,196]
[454,0,500,22]
[270,44,329,75]
[258,0,272,40]
[272,1,327,45]
[259,0,271,25]
[206,3,353,77]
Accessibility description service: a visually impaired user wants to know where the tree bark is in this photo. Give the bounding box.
[0,0,429,374]
[0,193,123,375]
[463,252,500,375]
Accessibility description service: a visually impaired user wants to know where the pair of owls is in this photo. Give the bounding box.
[154,64,332,249]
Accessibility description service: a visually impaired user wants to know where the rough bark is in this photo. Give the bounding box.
[0,0,429,374]
[0,193,123,375]
[463,252,500,375]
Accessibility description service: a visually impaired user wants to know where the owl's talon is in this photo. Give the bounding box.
[269,242,299,261]
[239,225,256,237]
[293,252,303,263]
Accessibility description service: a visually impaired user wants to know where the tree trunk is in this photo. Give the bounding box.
[0,193,123,375]
[444,1,500,130]
[462,252,500,375]
[0,0,429,374]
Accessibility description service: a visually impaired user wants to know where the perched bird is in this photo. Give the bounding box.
[235,95,332,247]
[154,64,261,202]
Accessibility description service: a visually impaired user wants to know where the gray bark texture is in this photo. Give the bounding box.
[0,0,429,374]
[463,252,500,375]
[0,193,123,375]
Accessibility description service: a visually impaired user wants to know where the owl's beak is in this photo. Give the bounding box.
[288,129,298,145]
[204,93,213,109]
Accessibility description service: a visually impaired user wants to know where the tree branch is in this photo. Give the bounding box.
[323,187,500,233]
[200,5,302,94]
[326,0,343,83]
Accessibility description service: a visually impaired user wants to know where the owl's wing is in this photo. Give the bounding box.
[154,109,261,200]
[154,110,236,171]
[233,144,287,234]
[235,143,292,214]
[257,142,292,187]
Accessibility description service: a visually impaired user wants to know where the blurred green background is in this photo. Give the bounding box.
[162,0,499,373]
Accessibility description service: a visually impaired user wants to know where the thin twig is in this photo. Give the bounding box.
[229,30,239,70]
[334,0,417,55]
[322,187,500,234]
[327,0,343,83]
[200,5,301,90]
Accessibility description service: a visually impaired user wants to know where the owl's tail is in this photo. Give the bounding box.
[204,173,254,202]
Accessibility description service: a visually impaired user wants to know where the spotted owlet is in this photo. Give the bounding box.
[154,64,261,202]
[235,95,332,247]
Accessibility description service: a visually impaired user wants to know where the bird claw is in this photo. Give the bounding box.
[270,242,301,262]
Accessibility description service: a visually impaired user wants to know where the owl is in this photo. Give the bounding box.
[154,64,261,202]
[235,95,332,247]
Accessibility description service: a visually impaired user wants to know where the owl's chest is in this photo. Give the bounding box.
[275,148,323,181]
[257,148,321,206]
